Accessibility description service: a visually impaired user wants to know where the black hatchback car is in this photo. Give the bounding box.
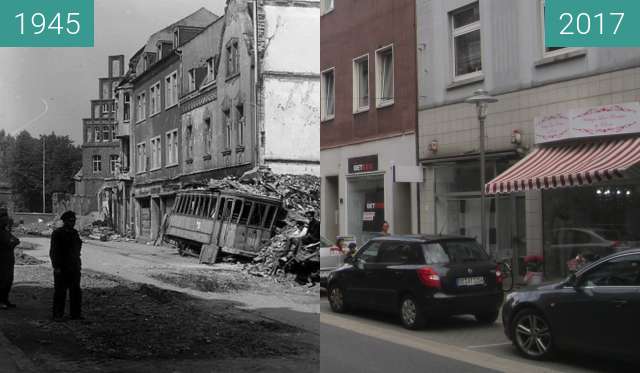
[502,249,640,362]
[327,235,503,329]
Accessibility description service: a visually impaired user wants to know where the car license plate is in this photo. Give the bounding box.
[456,276,485,287]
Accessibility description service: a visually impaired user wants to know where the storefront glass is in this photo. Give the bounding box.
[542,181,640,279]
[347,175,384,244]
[434,160,526,272]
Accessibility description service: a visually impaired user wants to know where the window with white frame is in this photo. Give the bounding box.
[375,45,394,107]
[204,117,212,154]
[136,142,147,173]
[166,129,179,165]
[224,110,231,149]
[110,155,120,174]
[451,3,482,79]
[150,82,161,115]
[136,92,146,122]
[102,103,109,114]
[92,155,102,173]
[150,136,161,169]
[123,92,131,121]
[353,55,369,112]
[321,68,335,121]
[540,0,566,56]
[165,71,178,108]
[188,69,196,92]
[321,0,334,14]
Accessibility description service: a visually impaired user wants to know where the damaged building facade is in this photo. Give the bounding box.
[111,1,320,241]
[74,55,125,217]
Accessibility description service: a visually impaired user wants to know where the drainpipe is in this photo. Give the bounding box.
[253,0,261,166]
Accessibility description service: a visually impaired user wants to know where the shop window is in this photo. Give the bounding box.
[451,2,482,79]
[543,184,640,279]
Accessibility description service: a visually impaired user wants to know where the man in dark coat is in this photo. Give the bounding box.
[0,211,20,309]
[50,211,83,320]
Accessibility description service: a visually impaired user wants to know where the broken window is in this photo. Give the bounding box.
[216,198,227,220]
[263,205,277,229]
[238,201,253,225]
[103,126,110,142]
[226,41,239,76]
[249,203,266,226]
[232,199,243,222]
[123,92,131,121]
[224,110,231,149]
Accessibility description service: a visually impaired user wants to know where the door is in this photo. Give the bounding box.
[216,198,234,247]
[347,240,383,309]
[550,253,640,355]
[375,242,424,313]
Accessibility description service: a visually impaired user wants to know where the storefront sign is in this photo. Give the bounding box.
[535,102,640,144]
[362,211,376,222]
[393,165,424,183]
[348,155,378,174]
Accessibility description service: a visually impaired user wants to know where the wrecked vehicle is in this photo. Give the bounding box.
[164,189,286,263]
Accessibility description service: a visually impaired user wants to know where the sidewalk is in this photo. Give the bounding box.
[0,329,37,373]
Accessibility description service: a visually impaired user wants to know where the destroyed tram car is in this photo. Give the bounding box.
[164,188,286,262]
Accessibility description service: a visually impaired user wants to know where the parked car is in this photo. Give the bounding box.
[327,235,504,330]
[502,249,640,362]
[320,236,342,287]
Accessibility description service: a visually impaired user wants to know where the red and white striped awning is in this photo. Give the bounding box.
[486,137,640,194]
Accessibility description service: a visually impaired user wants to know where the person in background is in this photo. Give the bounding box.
[0,211,20,309]
[303,210,320,245]
[50,211,83,321]
[330,238,345,254]
[381,221,391,236]
[347,242,357,257]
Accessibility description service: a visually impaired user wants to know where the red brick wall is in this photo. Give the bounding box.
[320,0,417,149]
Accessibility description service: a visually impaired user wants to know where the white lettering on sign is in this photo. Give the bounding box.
[362,211,376,222]
[535,102,640,144]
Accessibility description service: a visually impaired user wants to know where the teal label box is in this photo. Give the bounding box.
[0,0,94,47]
[545,0,640,47]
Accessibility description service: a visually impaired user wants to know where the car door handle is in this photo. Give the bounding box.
[612,299,628,307]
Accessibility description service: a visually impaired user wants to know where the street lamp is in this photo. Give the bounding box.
[465,89,498,256]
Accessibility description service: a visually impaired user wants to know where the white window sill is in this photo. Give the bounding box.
[149,167,161,172]
[136,119,146,124]
[136,171,147,175]
[535,49,586,67]
[166,163,179,168]
[353,106,369,115]
[376,100,394,109]
[149,111,160,118]
[165,103,178,111]
[321,114,335,123]
[447,74,484,90]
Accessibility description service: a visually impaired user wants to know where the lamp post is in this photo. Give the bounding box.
[465,89,498,256]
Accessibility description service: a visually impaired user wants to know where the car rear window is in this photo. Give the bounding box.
[422,240,489,264]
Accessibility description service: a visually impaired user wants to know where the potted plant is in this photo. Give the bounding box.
[523,255,544,285]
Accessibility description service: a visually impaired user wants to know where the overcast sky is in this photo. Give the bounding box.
[0,0,225,145]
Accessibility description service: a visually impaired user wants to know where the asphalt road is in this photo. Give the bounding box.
[320,297,639,373]
[321,323,498,373]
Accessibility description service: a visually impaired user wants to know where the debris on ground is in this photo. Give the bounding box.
[2,267,316,370]
[208,167,321,286]
[14,248,45,265]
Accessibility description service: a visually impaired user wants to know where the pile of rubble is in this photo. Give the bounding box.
[208,167,320,285]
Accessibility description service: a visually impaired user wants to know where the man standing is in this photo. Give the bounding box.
[0,210,20,309]
[381,221,391,236]
[50,211,83,321]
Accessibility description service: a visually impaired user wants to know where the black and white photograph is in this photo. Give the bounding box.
[0,1,320,372]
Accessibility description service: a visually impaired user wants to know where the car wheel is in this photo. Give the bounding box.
[399,295,426,330]
[328,286,348,313]
[475,309,499,324]
[511,308,554,360]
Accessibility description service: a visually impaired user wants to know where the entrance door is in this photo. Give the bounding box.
[139,198,151,238]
